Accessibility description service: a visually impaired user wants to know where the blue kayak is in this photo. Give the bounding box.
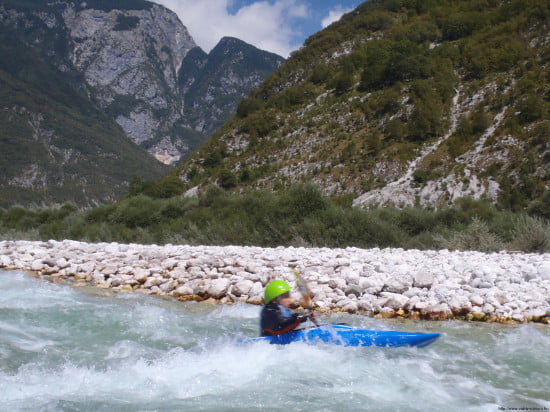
[247,325,440,348]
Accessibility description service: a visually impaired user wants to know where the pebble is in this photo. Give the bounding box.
[0,240,549,324]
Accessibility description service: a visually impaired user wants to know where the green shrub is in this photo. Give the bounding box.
[329,72,355,95]
[397,207,437,235]
[108,195,161,228]
[412,169,431,185]
[147,176,185,199]
[128,176,185,199]
[435,217,504,252]
[85,203,117,223]
[517,95,547,124]
[203,146,226,167]
[160,197,197,219]
[354,209,405,247]
[236,97,262,118]
[509,215,550,252]
[267,83,316,111]
[310,64,332,85]
[219,169,238,189]
[1,184,548,253]
[279,184,329,221]
[441,12,485,41]
[241,111,278,137]
[1,207,30,229]
[527,190,550,219]
[198,185,227,208]
[407,100,443,141]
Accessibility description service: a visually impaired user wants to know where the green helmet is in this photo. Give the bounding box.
[264,280,292,303]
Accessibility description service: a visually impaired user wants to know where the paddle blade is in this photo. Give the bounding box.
[291,267,313,309]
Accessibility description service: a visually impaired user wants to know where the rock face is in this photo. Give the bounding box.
[63,3,197,164]
[180,37,285,139]
[0,0,284,207]
[59,3,284,165]
[1,240,549,324]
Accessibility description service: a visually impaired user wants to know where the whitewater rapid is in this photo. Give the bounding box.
[1,270,549,411]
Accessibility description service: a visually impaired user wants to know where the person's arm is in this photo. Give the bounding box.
[261,305,303,336]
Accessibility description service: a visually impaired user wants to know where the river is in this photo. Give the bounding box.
[0,270,548,411]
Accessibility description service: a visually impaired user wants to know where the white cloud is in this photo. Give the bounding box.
[152,0,309,58]
[321,6,352,28]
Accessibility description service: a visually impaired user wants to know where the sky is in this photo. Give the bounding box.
[151,0,365,58]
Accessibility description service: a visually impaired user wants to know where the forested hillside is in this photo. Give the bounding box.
[176,0,549,216]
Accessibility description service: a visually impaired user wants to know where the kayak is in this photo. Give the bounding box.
[247,324,440,348]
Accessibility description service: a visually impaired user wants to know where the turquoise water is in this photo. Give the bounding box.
[0,270,548,412]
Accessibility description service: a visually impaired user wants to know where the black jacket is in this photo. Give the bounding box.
[260,302,307,336]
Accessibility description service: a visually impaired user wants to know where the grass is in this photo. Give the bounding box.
[1,184,548,253]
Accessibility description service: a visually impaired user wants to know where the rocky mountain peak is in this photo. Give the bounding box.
[0,0,284,207]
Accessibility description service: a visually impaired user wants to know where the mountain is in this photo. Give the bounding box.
[0,0,171,207]
[176,0,549,215]
[179,37,287,142]
[0,0,284,207]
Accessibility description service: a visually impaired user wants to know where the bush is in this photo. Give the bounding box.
[146,176,185,198]
[396,207,437,235]
[2,185,548,253]
[527,190,550,219]
[310,64,332,85]
[219,169,238,189]
[108,195,161,228]
[435,217,504,252]
[510,215,550,252]
[198,185,227,208]
[517,95,547,124]
[279,184,329,221]
[1,207,30,229]
[412,169,431,185]
[452,197,498,222]
[329,72,354,95]
[160,197,197,219]
[128,175,185,199]
[441,12,484,41]
[354,209,405,247]
[407,100,443,141]
[241,112,278,137]
[236,97,262,118]
[85,203,117,223]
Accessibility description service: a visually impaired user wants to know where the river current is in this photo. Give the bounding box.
[0,270,548,411]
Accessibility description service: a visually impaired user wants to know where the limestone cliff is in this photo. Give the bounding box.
[62,3,197,164]
[0,0,283,207]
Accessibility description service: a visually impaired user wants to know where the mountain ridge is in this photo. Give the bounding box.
[0,0,284,207]
[176,0,549,215]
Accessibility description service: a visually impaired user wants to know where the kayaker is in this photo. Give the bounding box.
[260,280,318,336]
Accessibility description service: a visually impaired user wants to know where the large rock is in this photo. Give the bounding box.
[380,292,409,310]
[207,278,230,299]
[413,271,435,288]
[232,279,254,296]
[384,275,412,293]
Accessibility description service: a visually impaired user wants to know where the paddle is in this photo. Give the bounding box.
[291,267,320,326]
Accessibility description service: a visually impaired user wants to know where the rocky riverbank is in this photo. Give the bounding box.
[1,240,549,324]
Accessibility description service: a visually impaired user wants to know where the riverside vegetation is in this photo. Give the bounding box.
[0,183,548,253]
